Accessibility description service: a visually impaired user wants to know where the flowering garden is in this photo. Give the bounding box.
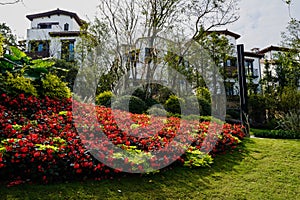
[0,93,246,186]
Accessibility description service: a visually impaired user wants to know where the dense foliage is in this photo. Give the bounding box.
[0,93,245,186]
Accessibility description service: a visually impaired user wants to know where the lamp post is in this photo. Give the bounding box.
[237,44,250,137]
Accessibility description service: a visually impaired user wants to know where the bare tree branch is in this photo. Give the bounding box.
[0,0,22,5]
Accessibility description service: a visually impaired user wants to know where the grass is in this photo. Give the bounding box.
[0,138,299,200]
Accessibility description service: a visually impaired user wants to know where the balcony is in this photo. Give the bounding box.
[224,66,238,78]
[26,51,50,59]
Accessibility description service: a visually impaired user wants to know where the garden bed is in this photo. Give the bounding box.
[0,93,246,186]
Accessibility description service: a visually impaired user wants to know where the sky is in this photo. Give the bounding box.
[0,0,299,51]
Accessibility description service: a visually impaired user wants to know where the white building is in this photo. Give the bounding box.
[206,30,264,95]
[206,30,241,96]
[25,8,86,61]
[258,45,290,78]
[244,50,264,93]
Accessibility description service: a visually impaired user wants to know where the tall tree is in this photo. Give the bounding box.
[278,18,300,90]
[96,0,239,96]
[0,23,17,49]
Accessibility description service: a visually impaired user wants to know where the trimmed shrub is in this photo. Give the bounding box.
[253,129,300,139]
[146,105,167,116]
[96,91,114,107]
[196,87,211,102]
[226,108,240,119]
[41,73,71,99]
[164,95,185,115]
[1,72,38,97]
[184,96,211,116]
[112,95,147,114]
[132,87,146,100]
[144,98,159,108]
[197,97,211,116]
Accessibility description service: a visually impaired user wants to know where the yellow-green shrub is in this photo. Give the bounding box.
[41,73,71,99]
[95,91,114,107]
[4,72,38,96]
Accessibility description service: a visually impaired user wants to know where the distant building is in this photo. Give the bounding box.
[205,30,241,96]
[25,8,86,61]
[244,50,264,93]
[258,45,291,78]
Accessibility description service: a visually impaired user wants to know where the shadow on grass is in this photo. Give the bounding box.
[0,139,254,200]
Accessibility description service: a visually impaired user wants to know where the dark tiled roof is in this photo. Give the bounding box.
[244,51,264,58]
[26,8,85,26]
[206,29,241,39]
[258,45,291,54]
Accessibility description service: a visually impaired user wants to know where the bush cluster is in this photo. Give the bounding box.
[0,72,71,99]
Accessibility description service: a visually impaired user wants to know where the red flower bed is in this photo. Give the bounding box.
[0,94,245,185]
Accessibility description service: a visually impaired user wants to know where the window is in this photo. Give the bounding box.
[226,58,237,67]
[61,40,75,61]
[28,40,49,53]
[253,69,259,77]
[37,22,59,29]
[38,23,52,29]
[225,82,235,96]
[226,59,231,67]
[245,59,254,76]
[64,23,69,31]
[38,43,43,52]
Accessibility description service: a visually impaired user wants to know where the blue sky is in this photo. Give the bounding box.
[0,0,299,50]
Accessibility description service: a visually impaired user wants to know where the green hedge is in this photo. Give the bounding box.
[252,129,300,139]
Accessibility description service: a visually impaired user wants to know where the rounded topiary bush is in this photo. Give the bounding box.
[183,96,211,116]
[41,73,71,99]
[145,98,160,108]
[146,104,167,116]
[164,95,185,115]
[196,87,211,102]
[96,91,114,107]
[197,96,211,116]
[112,95,147,114]
[132,87,146,100]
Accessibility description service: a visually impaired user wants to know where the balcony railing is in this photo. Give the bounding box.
[225,66,238,78]
[26,51,50,59]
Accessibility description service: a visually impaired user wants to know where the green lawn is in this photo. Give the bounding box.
[0,138,299,200]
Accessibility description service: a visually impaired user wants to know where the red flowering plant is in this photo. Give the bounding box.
[0,93,246,185]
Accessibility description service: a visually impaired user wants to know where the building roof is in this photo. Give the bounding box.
[26,8,85,26]
[244,51,264,58]
[206,29,241,39]
[258,45,291,54]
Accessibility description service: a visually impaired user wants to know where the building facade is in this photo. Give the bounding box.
[25,8,85,61]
